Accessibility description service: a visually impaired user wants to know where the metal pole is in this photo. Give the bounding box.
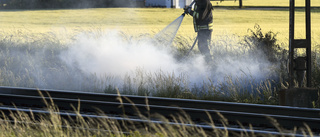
[306,0,311,87]
[239,0,243,8]
[289,0,295,88]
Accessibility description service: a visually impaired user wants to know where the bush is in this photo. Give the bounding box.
[243,24,284,63]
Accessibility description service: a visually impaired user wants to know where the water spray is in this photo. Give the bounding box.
[154,1,196,47]
[154,15,185,46]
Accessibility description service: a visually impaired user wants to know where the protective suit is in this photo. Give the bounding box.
[185,0,213,63]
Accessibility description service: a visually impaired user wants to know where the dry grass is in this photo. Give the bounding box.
[0,92,317,137]
[0,25,318,105]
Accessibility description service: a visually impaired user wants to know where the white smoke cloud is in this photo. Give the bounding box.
[0,27,277,94]
[59,30,275,91]
[60,30,210,88]
[210,34,275,84]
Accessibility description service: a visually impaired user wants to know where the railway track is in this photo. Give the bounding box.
[0,86,319,136]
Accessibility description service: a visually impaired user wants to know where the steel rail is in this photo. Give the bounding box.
[0,86,319,119]
[1,93,320,131]
[0,106,309,137]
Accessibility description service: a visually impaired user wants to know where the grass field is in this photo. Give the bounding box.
[1,7,320,47]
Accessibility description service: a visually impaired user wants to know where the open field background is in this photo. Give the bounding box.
[1,7,320,47]
[0,2,320,104]
[0,0,320,136]
[1,2,320,136]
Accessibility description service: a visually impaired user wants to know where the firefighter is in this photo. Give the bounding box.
[184,0,213,63]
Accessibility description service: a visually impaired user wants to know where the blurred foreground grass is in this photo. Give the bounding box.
[0,92,317,137]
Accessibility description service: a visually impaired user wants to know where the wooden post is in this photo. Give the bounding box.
[239,0,243,8]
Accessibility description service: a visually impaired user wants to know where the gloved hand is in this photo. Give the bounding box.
[184,7,191,15]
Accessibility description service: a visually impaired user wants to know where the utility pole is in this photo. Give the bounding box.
[288,0,311,88]
[306,0,311,87]
[280,0,317,108]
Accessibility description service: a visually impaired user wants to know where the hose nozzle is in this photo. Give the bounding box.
[182,1,195,17]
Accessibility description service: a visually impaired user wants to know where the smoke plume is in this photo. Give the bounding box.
[60,30,275,90]
[0,28,277,94]
[60,30,210,88]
